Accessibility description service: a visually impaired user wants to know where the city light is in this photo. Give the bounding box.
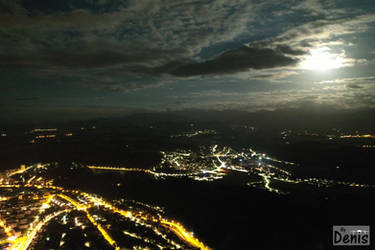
[0,164,211,250]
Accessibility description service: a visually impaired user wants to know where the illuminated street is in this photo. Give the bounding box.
[0,164,211,250]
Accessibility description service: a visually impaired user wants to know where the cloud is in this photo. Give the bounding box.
[78,74,170,92]
[0,48,186,71]
[170,46,299,76]
[250,70,298,82]
[316,76,375,85]
[1,0,375,93]
[0,0,270,88]
[0,0,263,56]
[346,83,364,89]
[244,14,375,60]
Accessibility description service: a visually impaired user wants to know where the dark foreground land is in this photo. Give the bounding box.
[1,113,375,250]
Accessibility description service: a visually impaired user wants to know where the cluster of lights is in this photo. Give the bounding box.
[0,164,211,250]
[4,154,374,249]
[170,129,216,138]
[340,134,375,138]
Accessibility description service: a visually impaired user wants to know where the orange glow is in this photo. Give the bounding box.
[341,134,375,138]
[0,196,10,201]
[161,220,211,250]
[35,134,56,139]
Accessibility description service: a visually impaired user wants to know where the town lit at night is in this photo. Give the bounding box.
[1,0,375,249]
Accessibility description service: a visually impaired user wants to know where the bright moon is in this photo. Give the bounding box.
[300,48,345,71]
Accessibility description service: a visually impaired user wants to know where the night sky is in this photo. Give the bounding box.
[1,0,375,122]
